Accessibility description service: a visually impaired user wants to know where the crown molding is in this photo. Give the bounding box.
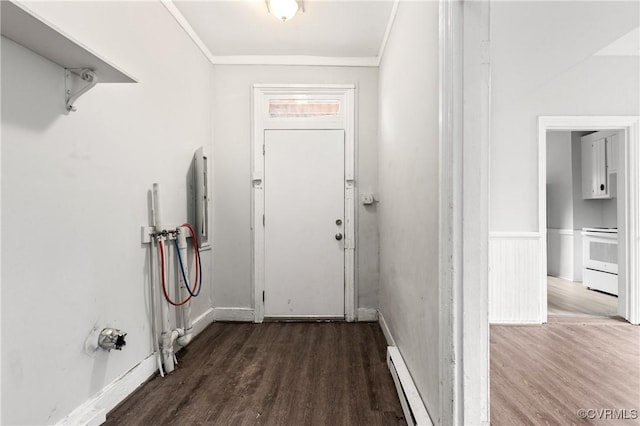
[211,55,378,67]
[376,0,400,66]
[160,0,216,64]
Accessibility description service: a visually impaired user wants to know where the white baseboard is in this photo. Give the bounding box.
[549,273,574,282]
[378,312,396,346]
[57,307,216,426]
[387,347,433,426]
[57,354,156,425]
[357,307,378,322]
[490,319,542,325]
[191,307,215,336]
[213,307,255,322]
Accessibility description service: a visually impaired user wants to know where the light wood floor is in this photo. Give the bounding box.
[548,276,618,317]
[491,317,640,425]
[105,322,405,425]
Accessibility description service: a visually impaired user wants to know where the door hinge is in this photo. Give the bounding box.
[263,214,265,226]
[262,291,265,302]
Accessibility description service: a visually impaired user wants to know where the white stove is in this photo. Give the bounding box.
[581,227,618,296]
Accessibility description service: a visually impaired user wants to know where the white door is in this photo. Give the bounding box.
[264,129,345,318]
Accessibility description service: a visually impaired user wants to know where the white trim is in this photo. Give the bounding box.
[376,0,400,66]
[357,308,378,322]
[439,0,491,424]
[547,228,574,236]
[190,307,215,336]
[212,55,378,67]
[490,319,541,325]
[160,0,216,64]
[263,315,344,321]
[252,83,355,90]
[213,308,256,322]
[489,232,541,239]
[56,354,156,426]
[387,347,434,426]
[252,85,356,323]
[456,1,490,424]
[378,312,396,346]
[438,0,462,423]
[538,116,640,325]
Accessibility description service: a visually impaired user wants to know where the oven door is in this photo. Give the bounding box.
[583,232,618,274]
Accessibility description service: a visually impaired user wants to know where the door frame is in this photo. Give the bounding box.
[538,116,640,324]
[251,84,356,323]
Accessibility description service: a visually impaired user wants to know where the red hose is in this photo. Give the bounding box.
[158,240,192,306]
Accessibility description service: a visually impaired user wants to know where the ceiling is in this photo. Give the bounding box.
[595,27,640,57]
[170,0,396,64]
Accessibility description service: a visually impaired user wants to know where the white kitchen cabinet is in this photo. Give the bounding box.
[581,135,609,199]
[606,133,618,173]
[581,130,619,200]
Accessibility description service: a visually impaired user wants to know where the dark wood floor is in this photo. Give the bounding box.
[106,322,405,426]
[491,317,640,425]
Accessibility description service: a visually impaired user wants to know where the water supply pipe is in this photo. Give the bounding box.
[149,184,202,374]
[149,188,164,377]
[153,183,179,373]
[152,183,162,234]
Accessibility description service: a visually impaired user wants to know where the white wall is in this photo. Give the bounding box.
[211,65,379,311]
[1,2,213,424]
[489,0,638,323]
[546,131,574,280]
[547,229,574,280]
[491,1,639,232]
[378,1,440,421]
[546,131,573,229]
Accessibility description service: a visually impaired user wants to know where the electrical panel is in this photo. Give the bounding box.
[192,147,209,247]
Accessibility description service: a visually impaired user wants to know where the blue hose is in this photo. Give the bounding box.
[174,239,201,297]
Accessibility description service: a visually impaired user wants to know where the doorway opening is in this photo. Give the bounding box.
[539,116,640,324]
[251,85,357,323]
[545,129,620,318]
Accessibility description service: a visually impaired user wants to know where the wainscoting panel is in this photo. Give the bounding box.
[547,229,574,281]
[489,233,543,323]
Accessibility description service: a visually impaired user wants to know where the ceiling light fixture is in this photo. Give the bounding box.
[266,0,301,22]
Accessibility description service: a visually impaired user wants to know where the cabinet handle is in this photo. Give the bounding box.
[600,184,605,191]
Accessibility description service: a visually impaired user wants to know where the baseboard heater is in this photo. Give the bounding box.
[387,347,433,426]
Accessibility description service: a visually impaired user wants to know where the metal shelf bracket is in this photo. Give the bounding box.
[65,68,98,112]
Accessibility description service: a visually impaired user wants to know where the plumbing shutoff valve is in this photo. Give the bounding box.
[98,328,127,351]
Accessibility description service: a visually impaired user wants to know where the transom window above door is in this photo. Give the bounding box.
[268,99,340,118]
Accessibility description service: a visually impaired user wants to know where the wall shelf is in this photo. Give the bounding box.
[1,1,137,110]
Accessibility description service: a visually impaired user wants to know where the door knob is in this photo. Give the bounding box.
[335,233,343,241]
